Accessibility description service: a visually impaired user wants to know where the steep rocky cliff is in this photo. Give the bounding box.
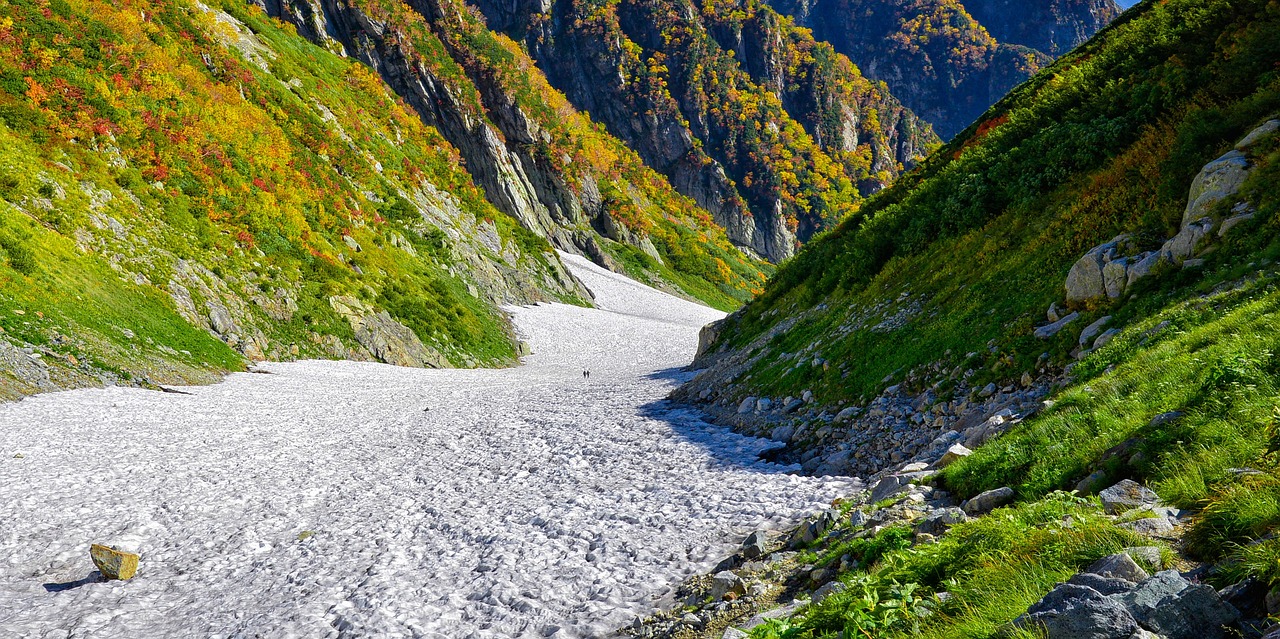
[465,0,938,261]
[766,0,1121,139]
[258,0,770,301]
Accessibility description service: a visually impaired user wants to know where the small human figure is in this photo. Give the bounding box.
[583,369,590,379]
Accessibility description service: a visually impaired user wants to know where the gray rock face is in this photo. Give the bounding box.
[710,571,747,600]
[934,443,972,468]
[1079,316,1112,346]
[1068,572,1138,596]
[1236,119,1280,150]
[742,531,768,559]
[697,319,728,359]
[914,507,967,536]
[1066,238,1125,303]
[1116,570,1240,639]
[1036,312,1081,339]
[738,397,757,414]
[1184,150,1251,227]
[961,486,1015,515]
[1086,553,1149,583]
[328,295,450,368]
[1016,583,1140,639]
[870,475,911,503]
[1099,480,1159,515]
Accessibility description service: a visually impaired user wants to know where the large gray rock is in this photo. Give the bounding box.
[915,507,967,536]
[1236,119,1280,151]
[1184,150,1251,227]
[935,443,972,469]
[737,397,757,414]
[961,486,1015,515]
[1016,583,1140,639]
[1086,553,1149,583]
[1079,316,1112,346]
[1163,218,1215,263]
[1037,312,1081,339]
[741,530,768,559]
[1116,570,1240,639]
[1066,243,1115,303]
[710,571,747,600]
[1120,516,1175,536]
[870,474,911,503]
[1099,480,1159,515]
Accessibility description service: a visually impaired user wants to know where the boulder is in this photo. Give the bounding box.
[90,544,140,580]
[1184,150,1251,227]
[1116,570,1240,639]
[1099,480,1159,515]
[1093,328,1121,350]
[783,398,805,414]
[935,443,973,468]
[741,531,768,559]
[1015,583,1140,639]
[1066,244,1114,303]
[1126,250,1173,287]
[870,475,910,503]
[1076,470,1110,494]
[833,406,860,423]
[961,486,1015,515]
[1079,316,1112,346]
[1086,553,1150,583]
[1236,119,1280,151]
[915,507,967,536]
[755,398,772,413]
[1218,211,1255,237]
[1120,516,1174,536]
[1102,259,1130,299]
[738,397,757,414]
[813,581,847,605]
[1036,312,1081,339]
[696,318,727,359]
[710,571,747,600]
[770,424,795,443]
[848,510,868,528]
[1163,218,1215,263]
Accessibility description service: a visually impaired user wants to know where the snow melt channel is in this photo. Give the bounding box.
[0,252,854,638]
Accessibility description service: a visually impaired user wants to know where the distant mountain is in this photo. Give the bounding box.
[766,0,1122,138]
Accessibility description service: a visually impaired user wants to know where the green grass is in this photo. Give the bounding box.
[751,493,1146,639]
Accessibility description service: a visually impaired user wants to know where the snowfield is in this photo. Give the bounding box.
[0,253,855,638]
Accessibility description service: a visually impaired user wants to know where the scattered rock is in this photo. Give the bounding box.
[738,397,756,414]
[1079,316,1112,346]
[915,507,967,536]
[1067,572,1138,596]
[961,486,1014,515]
[742,531,768,559]
[1076,470,1110,495]
[934,443,972,469]
[1037,311,1081,339]
[710,571,747,600]
[90,543,140,580]
[813,581,847,605]
[1099,480,1159,515]
[869,475,911,504]
[1120,517,1175,536]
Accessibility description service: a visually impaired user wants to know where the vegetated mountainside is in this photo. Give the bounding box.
[259,0,771,294]
[460,0,939,262]
[0,0,764,399]
[767,0,1122,139]
[670,0,1280,635]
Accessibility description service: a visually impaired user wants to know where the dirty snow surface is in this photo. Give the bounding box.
[0,252,854,638]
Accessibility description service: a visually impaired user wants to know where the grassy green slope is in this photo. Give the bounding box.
[688,0,1280,635]
[0,0,590,396]
[706,0,1280,402]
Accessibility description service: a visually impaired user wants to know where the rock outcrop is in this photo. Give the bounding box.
[1063,119,1278,305]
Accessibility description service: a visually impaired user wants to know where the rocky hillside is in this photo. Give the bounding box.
[670,0,1280,635]
[0,0,766,399]
[767,0,1122,139]
[457,0,939,261]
